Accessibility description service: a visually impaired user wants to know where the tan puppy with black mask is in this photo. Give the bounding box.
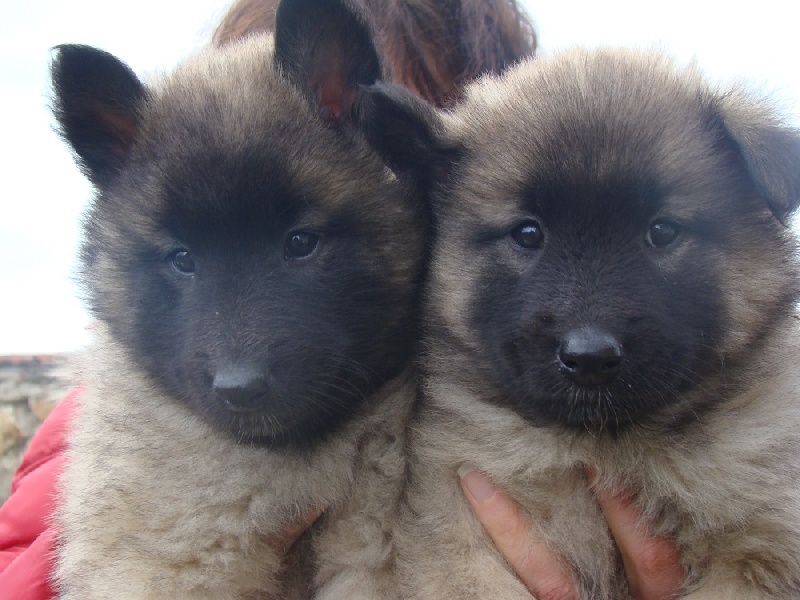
[358,48,800,598]
[50,0,427,598]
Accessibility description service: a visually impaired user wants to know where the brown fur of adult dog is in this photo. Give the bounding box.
[358,48,800,598]
[50,0,428,598]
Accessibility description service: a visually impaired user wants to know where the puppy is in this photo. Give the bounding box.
[358,48,800,598]
[50,0,427,597]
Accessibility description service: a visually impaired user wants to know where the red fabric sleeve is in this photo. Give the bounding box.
[0,387,80,600]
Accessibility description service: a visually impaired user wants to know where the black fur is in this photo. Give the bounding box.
[275,0,381,124]
[356,82,460,184]
[466,168,731,431]
[50,44,147,187]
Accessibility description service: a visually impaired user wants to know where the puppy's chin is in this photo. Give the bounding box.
[169,367,375,449]
[203,407,359,449]
[489,379,649,434]
[187,389,365,449]
[511,382,660,434]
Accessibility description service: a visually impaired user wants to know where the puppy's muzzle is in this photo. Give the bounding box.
[213,365,270,413]
[558,327,622,386]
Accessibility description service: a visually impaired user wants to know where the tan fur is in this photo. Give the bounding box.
[394,49,800,599]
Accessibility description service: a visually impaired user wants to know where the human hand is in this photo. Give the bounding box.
[591,480,684,600]
[268,505,324,554]
[459,469,684,600]
[263,506,325,600]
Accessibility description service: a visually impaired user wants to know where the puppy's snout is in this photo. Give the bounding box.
[213,365,270,413]
[558,328,622,385]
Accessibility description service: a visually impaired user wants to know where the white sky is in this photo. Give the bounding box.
[1,0,799,355]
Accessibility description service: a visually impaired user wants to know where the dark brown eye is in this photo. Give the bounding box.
[170,250,196,275]
[285,231,320,259]
[511,221,544,249]
[646,221,680,247]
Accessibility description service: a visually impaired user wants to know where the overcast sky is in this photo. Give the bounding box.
[1,0,799,355]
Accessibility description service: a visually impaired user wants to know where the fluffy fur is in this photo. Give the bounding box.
[358,48,800,598]
[51,0,427,597]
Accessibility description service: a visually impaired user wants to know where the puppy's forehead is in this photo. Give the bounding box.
[148,38,383,199]
[127,36,393,229]
[446,49,722,225]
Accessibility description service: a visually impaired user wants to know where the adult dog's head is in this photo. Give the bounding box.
[359,48,800,433]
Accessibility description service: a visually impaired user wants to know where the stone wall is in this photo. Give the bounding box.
[0,355,75,503]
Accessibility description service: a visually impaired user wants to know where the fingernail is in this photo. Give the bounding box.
[610,488,637,506]
[583,465,600,491]
[458,466,497,503]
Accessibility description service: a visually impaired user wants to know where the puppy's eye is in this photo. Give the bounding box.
[285,231,321,259]
[170,249,196,275]
[511,221,544,250]
[646,221,680,247]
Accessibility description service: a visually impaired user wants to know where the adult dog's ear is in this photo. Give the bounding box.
[274,0,381,126]
[712,90,800,224]
[357,82,461,187]
[50,44,147,189]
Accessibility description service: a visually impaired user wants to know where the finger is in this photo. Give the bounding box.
[595,489,684,600]
[270,505,325,553]
[459,468,579,600]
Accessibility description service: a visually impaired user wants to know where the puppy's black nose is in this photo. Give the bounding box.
[213,365,270,413]
[558,328,622,385]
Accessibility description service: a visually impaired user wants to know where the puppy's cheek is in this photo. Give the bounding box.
[429,243,484,346]
[717,249,793,356]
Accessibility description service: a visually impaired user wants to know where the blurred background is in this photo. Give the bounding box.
[2,0,226,356]
[2,0,799,356]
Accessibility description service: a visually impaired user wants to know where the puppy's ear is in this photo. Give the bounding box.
[50,44,147,189]
[356,82,461,186]
[274,0,381,126]
[712,91,800,224]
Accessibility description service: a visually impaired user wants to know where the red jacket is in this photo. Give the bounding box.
[0,388,78,600]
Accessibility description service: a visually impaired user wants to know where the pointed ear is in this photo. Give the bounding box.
[356,82,461,186]
[711,90,800,224]
[50,44,147,188]
[274,0,381,125]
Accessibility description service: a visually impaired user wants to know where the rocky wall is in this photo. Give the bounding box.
[0,355,75,503]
